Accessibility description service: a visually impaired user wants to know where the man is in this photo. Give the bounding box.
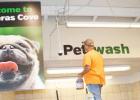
[78,38,105,100]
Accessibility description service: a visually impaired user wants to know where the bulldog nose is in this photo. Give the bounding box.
[1,45,15,58]
[2,45,14,50]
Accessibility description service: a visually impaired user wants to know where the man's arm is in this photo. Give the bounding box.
[78,65,90,77]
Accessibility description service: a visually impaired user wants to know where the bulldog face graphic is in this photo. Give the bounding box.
[0,35,44,90]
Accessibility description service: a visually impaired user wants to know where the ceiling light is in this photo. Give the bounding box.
[66,21,140,28]
[105,65,130,72]
[47,67,82,74]
[47,65,130,74]
[45,75,113,88]
[46,75,113,82]
[131,23,140,28]
[106,75,113,80]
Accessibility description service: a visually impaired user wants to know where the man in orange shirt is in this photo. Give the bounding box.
[78,38,105,100]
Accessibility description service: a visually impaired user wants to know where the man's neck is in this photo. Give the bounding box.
[87,48,93,52]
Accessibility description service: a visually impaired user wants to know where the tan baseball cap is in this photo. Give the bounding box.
[82,38,94,46]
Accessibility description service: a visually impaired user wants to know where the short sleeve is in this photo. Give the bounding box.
[82,53,91,67]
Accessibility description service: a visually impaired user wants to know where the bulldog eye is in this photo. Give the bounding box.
[17,43,28,49]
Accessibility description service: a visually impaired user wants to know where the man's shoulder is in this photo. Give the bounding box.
[91,49,100,55]
[85,49,102,56]
[92,50,103,58]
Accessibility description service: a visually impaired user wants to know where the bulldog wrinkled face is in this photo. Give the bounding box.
[0,35,39,90]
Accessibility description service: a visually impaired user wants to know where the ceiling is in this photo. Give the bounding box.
[3,0,140,23]
[43,0,140,7]
[40,0,140,27]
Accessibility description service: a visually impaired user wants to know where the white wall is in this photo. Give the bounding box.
[42,17,140,84]
[43,17,140,60]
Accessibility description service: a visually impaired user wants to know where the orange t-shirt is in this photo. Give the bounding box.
[82,49,105,85]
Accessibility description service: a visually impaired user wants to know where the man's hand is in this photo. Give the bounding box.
[78,73,83,78]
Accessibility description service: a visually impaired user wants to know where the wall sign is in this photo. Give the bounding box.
[0,2,45,91]
[59,44,130,56]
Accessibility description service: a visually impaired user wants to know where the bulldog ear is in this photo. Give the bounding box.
[24,39,40,53]
[32,41,40,53]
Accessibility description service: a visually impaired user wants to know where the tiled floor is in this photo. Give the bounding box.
[1,81,140,100]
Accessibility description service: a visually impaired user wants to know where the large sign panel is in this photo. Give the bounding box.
[0,2,45,90]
